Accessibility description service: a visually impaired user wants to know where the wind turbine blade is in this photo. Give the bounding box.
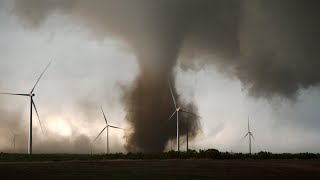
[30,60,53,93]
[241,132,249,141]
[32,99,44,133]
[180,109,202,119]
[251,133,256,141]
[100,106,108,125]
[168,80,177,108]
[94,126,107,141]
[109,125,125,130]
[0,93,29,96]
[167,110,176,121]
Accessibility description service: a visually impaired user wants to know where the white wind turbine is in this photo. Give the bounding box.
[167,81,201,152]
[0,60,53,154]
[241,116,256,154]
[94,106,124,154]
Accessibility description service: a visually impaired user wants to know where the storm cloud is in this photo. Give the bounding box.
[11,0,320,152]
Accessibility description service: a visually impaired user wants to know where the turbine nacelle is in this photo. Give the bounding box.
[30,93,35,97]
[176,107,181,112]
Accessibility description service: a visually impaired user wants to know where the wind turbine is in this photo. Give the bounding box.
[10,130,19,153]
[0,60,53,154]
[94,106,124,154]
[167,81,201,152]
[241,116,256,154]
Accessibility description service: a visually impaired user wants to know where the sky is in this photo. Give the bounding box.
[1,0,320,154]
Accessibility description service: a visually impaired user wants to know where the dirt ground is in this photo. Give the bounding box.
[0,159,320,180]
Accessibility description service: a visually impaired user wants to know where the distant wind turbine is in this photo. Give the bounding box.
[167,81,201,152]
[0,60,53,154]
[94,106,125,154]
[10,130,19,153]
[241,116,256,154]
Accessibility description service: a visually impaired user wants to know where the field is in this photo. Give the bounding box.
[1,159,320,180]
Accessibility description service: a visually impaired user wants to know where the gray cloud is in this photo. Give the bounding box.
[11,0,320,98]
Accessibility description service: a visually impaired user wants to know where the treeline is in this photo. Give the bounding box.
[1,149,320,162]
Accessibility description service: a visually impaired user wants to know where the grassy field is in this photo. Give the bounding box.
[1,159,320,179]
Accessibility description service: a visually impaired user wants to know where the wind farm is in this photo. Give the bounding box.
[2,0,320,179]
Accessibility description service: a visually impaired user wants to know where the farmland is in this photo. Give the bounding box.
[1,159,320,179]
[1,150,320,179]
